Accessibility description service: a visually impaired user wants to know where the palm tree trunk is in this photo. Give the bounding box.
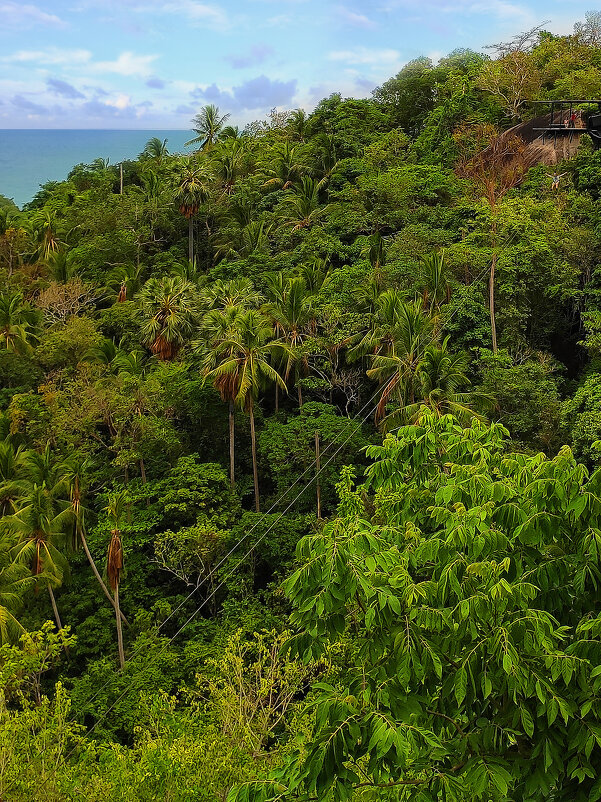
[114,583,125,669]
[490,251,497,353]
[249,398,260,513]
[298,383,303,408]
[229,400,235,489]
[79,530,129,626]
[188,217,194,264]
[48,584,69,656]
[275,382,279,413]
[490,217,498,354]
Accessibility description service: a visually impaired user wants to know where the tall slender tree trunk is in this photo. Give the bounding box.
[114,583,125,669]
[490,216,498,354]
[315,430,322,519]
[298,383,303,408]
[249,398,260,513]
[79,530,128,626]
[48,584,69,656]
[228,400,235,489]
[188,217,194,265]
[275,383,279,413]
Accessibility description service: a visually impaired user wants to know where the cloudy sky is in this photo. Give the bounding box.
[0,0,595,129]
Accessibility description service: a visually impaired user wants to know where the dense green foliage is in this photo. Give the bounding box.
[3,13,601,801]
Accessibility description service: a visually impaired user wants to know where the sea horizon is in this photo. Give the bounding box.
[0,128,195,209]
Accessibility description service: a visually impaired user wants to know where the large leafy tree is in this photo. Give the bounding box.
[232,411,601,802]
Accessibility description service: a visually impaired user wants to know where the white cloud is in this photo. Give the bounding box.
[162,0,228,28]
[328,47,402,66]
[2,49,92,66]
[0,1,65,29]
[336,5,376,28]
[105,93,132,110]
[93,52,158,77]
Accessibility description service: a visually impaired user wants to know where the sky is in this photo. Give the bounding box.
[0,0,596,129]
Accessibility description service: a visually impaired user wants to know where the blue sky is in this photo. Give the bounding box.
[0,0,595,129]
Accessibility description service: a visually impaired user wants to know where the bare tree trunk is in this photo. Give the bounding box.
[114,583,125,670]
[188,217,194,265]
[249,399,260,513]
[275,382,279,413]
[298,383,303,408]
[490,251,498,353]
[315,430,322,519]
[139,458,147,484]
[79,530,129,626]
[490,216,498,354]
[48,584,69,656]
[229,400,235,489]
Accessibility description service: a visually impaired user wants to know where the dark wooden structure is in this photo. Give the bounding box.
[531,100,601,147]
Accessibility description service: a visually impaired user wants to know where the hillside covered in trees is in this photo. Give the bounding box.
[4,12,601,802]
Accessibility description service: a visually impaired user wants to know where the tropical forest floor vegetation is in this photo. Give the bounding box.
[3,12,601,801]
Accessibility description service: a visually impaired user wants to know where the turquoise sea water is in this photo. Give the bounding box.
[0,129,194,209]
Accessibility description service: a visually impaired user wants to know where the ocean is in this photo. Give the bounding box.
[0,129,195,209]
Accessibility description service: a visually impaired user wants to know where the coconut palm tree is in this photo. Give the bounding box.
[380,339,494,428]
[261,142,309,190]
[4,484,71,634]
[137,275,199,360]
[420,250,451,313]
[174,159,213,264]
[265,278,313,407]
[279,177,323,232]
[0,291,37,354]
[199,278,263,312]
[211,138,245,196]
[140,136,169,163]
[186,105,231,150]
[105,492,126,669]
[364,297,438,424]
[204,310,287,510]
[0,543,34,645]
[62,458,129,626]
[199,306,245,488]
[0,440,30,516]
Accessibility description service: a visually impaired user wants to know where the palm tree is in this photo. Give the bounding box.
[137,275,198,360]
[0,543,34,645]
[199,306,245,489]
[199,278,263,312]
[105,492,126,669]
[218,124,242,141]
[266,278,313,407]
[287,109,309,142]
[5,484,71,634]
[140,137,169,163]
[29,211,63,263]
[280,177,323,232]
[204,311,287,510]
[106,262,145,304]
[381,340,494,428]
[364,297,438,424]
[174,159,213,264]
[0,440,30,516]
[186,104,231,150]
[313,133,341,194]
[420,250,451,313]
[261,142,309,190]
[360,232,387,288]
[62,458,129,626]
[211,138,245,196]
[0,292,37,354]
